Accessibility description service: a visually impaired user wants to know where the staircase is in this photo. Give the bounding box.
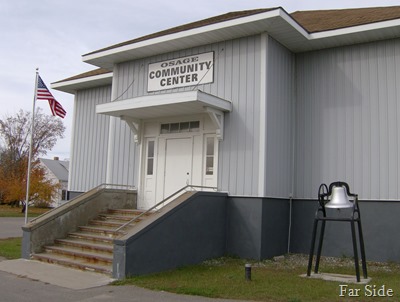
[31,209,149,275]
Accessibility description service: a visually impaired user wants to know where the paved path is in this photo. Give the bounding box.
[0,264,245,302]
[0,217,25,238]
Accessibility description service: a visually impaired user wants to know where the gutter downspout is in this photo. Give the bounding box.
[288,53,297,254]
[258,32,268,197]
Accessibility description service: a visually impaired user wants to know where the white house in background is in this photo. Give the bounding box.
[39,157,69,207]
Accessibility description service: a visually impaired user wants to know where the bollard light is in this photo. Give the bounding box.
[245,263,252,281]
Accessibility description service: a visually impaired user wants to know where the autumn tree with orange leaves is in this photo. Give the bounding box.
[0,109,65,208]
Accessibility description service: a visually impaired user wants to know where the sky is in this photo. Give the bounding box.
[1,0,399,160]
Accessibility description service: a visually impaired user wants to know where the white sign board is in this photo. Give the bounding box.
[148,52,214,92]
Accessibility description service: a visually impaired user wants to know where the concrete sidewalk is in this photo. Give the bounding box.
[0,259,114,290]
[0,259,246,302]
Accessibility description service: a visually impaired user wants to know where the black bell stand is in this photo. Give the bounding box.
[306,182,368,282]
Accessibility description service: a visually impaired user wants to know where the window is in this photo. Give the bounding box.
[147,140,155,175]
[205,137,214,175]
[160,121,200,134]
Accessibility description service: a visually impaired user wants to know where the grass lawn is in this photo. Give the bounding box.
[114,255,400,302]
[0,237,21,259]
[0,204,50,217]
[0,234,398,302]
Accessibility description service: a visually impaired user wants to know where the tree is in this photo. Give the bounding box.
[0,108,65,207]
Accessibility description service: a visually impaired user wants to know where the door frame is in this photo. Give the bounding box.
[138,115,218,209]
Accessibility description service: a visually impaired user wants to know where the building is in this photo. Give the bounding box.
[39,157,69,207]
[51,6,400,266]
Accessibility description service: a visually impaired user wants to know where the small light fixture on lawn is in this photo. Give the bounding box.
[307,181,368,282]
[245,263,252,281]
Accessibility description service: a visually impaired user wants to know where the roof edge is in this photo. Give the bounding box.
[84,8,280,57]
[51,69,113,94]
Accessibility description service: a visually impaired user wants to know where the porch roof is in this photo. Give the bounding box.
[96,90,232,120]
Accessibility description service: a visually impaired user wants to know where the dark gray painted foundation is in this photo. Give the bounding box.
[290,199,400,263]
[226,197,289,260]
[116,194,291,277]
[113,194,400,277]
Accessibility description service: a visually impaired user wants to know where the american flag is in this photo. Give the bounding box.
[37,76,66,118]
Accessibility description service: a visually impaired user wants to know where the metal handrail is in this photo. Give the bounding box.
[114,184,217,234]
[28,183,136,224]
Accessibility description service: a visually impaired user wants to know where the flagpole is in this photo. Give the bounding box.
[24,68,39,224]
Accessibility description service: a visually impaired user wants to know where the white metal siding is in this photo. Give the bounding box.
[69,86,111,192]
[295,38,400,200]
[111,36,262,196]
[265,37,295,197]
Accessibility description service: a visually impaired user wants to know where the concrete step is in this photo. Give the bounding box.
[89,219,141,231]
[31,207,154,277]
[67,232,114,244]
[97,213,142,222]
[54,238,113,254]
[106,209,145,216]
[31,252,112,275]
[44,246,113,265]
[89,219,126,228]
[78,225,125,236]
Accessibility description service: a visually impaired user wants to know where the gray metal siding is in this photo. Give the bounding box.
[265,37,295,197]
[295,38,400,200]
[112,36,262,196]
[106,117,139,187]
[69,86,111,192]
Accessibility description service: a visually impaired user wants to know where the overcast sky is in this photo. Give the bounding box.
[1,0,399,160]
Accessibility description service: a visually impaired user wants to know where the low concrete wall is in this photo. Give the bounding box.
[22,188,137,258]
[113,192,227,278]
[290,199,400,263]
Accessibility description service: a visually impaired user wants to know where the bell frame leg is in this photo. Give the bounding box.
[357,219,368,279]
[307,218,319,276]
[314,219,326,274]
[350,220,361,282]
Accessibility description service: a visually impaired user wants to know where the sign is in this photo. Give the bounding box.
[148,52,214,92]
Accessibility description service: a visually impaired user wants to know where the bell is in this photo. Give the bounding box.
[325,185,354,208]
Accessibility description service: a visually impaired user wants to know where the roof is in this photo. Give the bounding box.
[40,158,69,182]
[51,68,113,94]
[53,68,111,83]
[84,6,400,61]
[53,6,400,92]
[85,8,278,56]
[292,6,400,33]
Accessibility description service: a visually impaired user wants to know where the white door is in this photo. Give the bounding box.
[163,138,193,198]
